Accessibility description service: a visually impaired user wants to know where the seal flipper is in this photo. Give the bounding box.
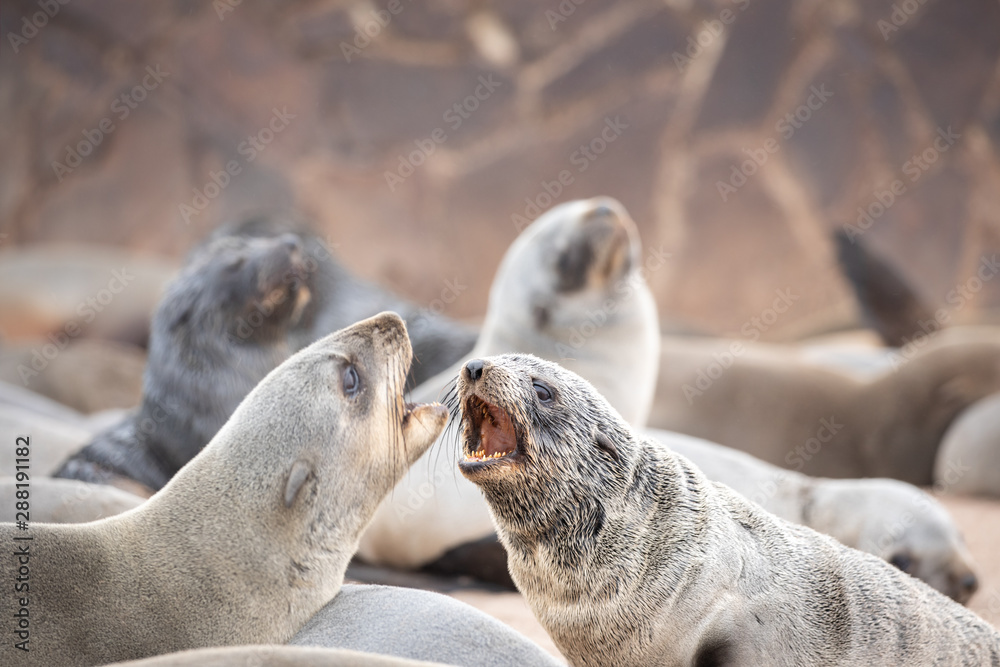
[422,534,517,590]
[833,229,936,346]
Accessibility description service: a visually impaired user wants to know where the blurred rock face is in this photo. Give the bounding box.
[1,0,998,337]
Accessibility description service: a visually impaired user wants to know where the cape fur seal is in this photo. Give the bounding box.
[290,584,561,666]
[935,391,1000,498]
[643,428,980,603]
[356,197,660,577]
[221,213,479,388]
[53,232,313,495]
[650,326,1000,484]
[457,354,1000,666]
[103,646,447,666]
[0,313,448,665]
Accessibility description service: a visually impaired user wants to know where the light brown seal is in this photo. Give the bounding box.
[0,313,447,666]
[458,353,1000,666]
[650,326,1000,484]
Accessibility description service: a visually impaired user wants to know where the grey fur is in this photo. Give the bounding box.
[0,313,448,666]
[53,232,312,493]
[290,584,561,666]
[459,354,1000,666]
[103,646,449,666]
[0,477,144,523]
[643,428,980,603]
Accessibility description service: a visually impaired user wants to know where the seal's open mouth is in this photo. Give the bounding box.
[461,394,520,467]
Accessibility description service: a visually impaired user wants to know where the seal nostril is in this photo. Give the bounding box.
[961,574,979,594]
[465,359,485,382]
[279,234,301,253]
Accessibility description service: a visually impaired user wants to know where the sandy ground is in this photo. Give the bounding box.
[444,493,1000,663]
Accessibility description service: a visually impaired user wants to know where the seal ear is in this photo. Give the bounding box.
[284,460,314,507]
[594,430,620,463]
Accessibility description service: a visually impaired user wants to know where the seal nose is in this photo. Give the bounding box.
[960,573,979,597]
[587,205,615,220]
[278,233,302,253]
[464,359,485,382]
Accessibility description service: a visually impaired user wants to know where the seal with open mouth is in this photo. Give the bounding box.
[457,354,1000,666]
[356,197,660,580]
[1,313,448,667]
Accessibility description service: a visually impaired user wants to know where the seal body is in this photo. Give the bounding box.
[0,477,144,523]
[357,197,660,573]
[650,327,1000,484]
[935,391,1000,497]
[102,646,449,667]
[458,354,1000,666]
[643,428,980,603]
[53,232,313,494]
[1,313,447,666]
[290,584,561,666]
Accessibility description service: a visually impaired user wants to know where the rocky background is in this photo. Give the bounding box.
[1,0,999,338]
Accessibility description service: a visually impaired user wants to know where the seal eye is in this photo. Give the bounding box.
[533,381,553,404]
[342,366,360,396]
[889,553,913,573]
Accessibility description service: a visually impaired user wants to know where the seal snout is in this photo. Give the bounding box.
[464,358,485,382]
[956,572,979,603]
